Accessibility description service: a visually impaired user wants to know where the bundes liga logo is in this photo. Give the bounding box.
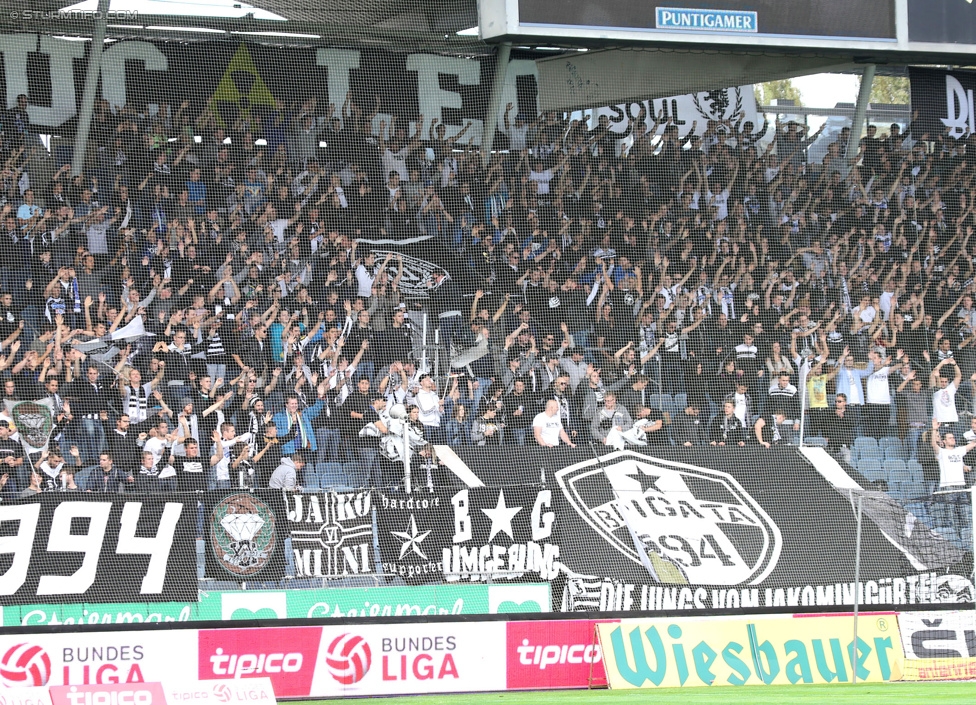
[0,644,51,687]
[325,634,371,685]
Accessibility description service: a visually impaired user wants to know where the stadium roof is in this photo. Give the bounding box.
[0,0,485,50]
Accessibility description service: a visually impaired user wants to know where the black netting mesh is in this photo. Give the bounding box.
[0,1,970,635]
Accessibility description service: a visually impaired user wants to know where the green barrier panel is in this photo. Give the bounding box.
[0,583,551,626]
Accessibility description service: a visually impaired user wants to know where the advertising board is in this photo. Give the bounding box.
[0,584,550,626]
[897,610,976,681]
[516,0,895,39]
[506,620,610,689]
[597,614,903,688]
[197,623,507,698]
[0,632,197,687]
[907,0,976,45]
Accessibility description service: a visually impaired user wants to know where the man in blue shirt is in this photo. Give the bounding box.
[16,189,42,234]
[273,392,325,456]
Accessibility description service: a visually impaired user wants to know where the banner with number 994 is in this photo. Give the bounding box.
[0,495,197,604]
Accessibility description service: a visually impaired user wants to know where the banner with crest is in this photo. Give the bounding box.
[4,398,57,455]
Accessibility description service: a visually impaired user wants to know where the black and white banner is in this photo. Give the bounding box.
[0,37,539,145]
[433,446,975,613]
[377,486,560,585]
[910,66,976,140]
[0,494,196,604]
[286,490,375,579]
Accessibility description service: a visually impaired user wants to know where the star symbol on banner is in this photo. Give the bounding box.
[637,472,664,496]
[390,514,431,560]
[481,489,522,542]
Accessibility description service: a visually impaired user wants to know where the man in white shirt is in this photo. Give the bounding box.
[412,374,443,443]
[931,357,963,437]
[533,400,576,448]
[209,422,254,490]
[354,251,392,298]
[864,349,892,438]
[930,420,975,490]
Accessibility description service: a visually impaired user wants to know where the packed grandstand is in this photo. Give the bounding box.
[0,85,968,510]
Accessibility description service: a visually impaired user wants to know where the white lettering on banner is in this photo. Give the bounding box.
[581,573,975,613]
[451,490,471,543]
[0,34,84,125]
[444,488,560,582]
[515,639,601,670]
[656,8,757,32]
[288,492,373,579]
[20,606,193,626]
[404,54,483,143]
[0,502,41,595]
[0,501,184,598]
[315,49,361,112]
[0,36,505,138]
[592,86,758,142]
[208,649,302,678]
[307,598,465,619]
[530,491,554,541]
[941,75,976,138]
[116,503,183,594]
[496,60,539,130]
[38,503,112,595]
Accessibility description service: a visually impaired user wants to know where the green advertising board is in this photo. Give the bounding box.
[0,583,550,626]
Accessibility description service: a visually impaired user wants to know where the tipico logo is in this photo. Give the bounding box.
[209,494,277,577]
[0,644,52,687]
[325,634,371,685]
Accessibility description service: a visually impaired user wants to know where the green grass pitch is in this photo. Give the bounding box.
[295,681,974,704]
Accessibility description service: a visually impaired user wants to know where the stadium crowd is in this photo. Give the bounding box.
[0,92,972,504]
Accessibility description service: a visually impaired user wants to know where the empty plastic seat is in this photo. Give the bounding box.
[854,436,878,451]
[929,501,957,530]
[883,446,907,461]
[673,393,688,411]
[857,459,884,482]
[878,436,903,450]
[932,525,960,545]
[858,447,883,461]
[906,460,925,485]
[884,459,908,483]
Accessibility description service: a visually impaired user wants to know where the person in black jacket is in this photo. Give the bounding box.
[83,452,133,492]
[66,364,112,464]
[709,400,746,446]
